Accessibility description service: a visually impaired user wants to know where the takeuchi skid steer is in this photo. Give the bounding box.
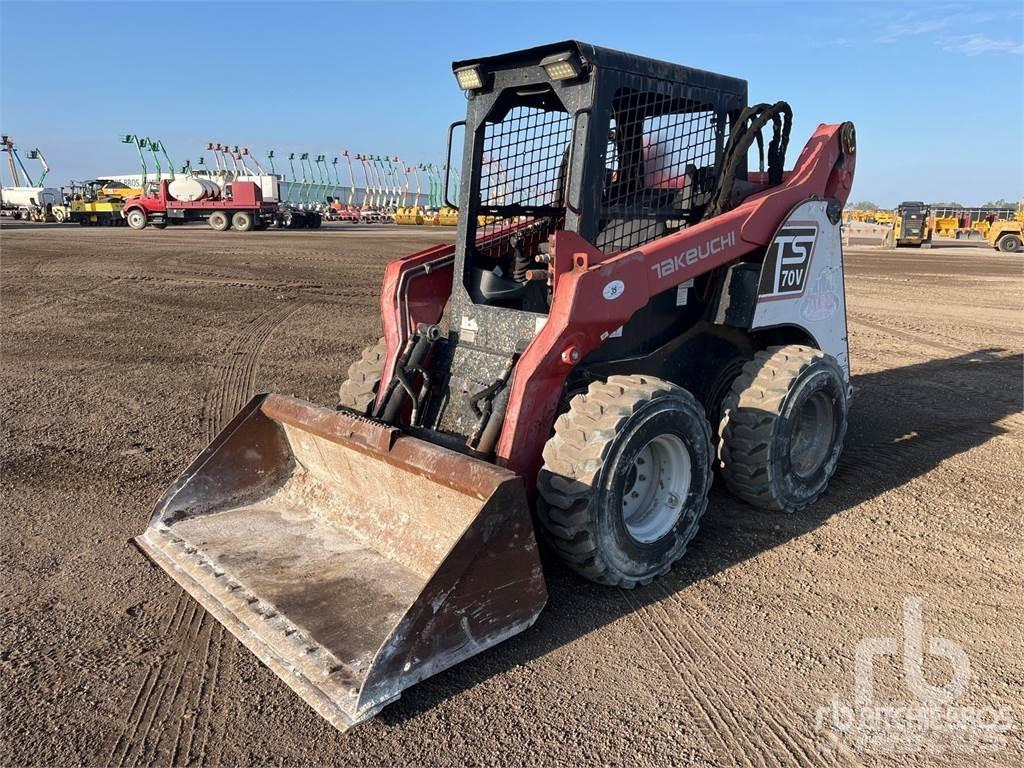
[136,41,857,732]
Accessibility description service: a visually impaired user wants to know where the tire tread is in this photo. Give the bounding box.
[337,338,387,414]
[718,344,844,512]
[537,375,711,588]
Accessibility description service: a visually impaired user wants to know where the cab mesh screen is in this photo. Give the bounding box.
[477,105,573,239]
[599,88,723,254]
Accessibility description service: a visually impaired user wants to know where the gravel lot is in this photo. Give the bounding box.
[2,223,1020,766]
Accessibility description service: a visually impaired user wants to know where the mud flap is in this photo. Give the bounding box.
[136,394,547,731]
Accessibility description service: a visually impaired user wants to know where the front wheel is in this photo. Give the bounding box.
[997,234,1022,253]
[337,338,386,414]
[537,375,714,588]
[208,211,230,232]
[125,209,147,230]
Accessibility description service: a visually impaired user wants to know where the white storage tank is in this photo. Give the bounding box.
[168,177,221,202]
[1,186,62,208]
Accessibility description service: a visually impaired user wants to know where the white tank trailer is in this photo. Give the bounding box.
[1,186,62,210]
[167,177,222,202]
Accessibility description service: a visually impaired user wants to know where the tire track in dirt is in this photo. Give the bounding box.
[655,586,860,767]
[618,589,761,767]
[840,415,1015,483]
[88,271,362,305]
[5,277,120,320]
[848,313,972,356]
[104,299,306,767]
[620,582,863,768]
[105,589,194,765]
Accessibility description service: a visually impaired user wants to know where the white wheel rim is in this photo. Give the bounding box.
[621,434,691,543]
[128,211,144,227]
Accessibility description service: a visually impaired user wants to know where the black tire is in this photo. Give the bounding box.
[337,338,387,414]
[232,211,254,232]
[209,211,230,232]
[718,345,848,513]
[152,222,167,230]
[537,375,714,588]
[997,234,1021,253]
[125,208,147,230]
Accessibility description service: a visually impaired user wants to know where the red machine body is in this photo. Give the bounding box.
[378,122,855,489]
[137,42,860,735]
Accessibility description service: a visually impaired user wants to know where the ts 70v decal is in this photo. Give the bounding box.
[757,222,818,299]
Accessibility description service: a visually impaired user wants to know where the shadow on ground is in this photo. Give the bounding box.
[380,347,1020,726]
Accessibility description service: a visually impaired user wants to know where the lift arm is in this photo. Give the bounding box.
[26,148,50,186]
[122,135,149,188]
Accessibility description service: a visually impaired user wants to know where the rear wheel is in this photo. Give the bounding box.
[126,209,147,230]
[537,375,714,588]
[997,234,1022,253]
[718,345,848,512]
[209,211,230,232]
[232,211,254,232]
[337,338,387,414]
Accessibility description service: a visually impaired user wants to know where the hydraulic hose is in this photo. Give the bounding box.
[702,101,792,221]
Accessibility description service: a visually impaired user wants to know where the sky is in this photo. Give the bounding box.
[1,0,1022,207]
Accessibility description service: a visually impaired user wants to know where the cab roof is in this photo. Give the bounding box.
[452,40,747,97]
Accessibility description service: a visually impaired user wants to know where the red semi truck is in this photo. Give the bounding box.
[121,180,279,232]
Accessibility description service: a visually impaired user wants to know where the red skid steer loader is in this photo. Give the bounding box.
[137,41,856,732]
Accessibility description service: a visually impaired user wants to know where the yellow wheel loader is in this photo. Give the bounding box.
[986,218,1022,253]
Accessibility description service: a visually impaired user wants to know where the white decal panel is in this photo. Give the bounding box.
[752,201,850,381]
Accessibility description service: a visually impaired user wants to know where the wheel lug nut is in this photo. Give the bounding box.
[631,491,639,498]
[638,475,646,481]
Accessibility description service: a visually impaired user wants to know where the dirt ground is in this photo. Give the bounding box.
[1,223,1021,767]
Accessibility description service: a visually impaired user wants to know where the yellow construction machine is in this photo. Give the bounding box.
[884,201,931,247]
[437,205,459,226]
[394,205,425,225]
[933,216,959,238]
[985,206,1023,253]
[64,180,133,226]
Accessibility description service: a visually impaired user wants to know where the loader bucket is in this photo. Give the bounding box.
[136,394,547,732]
